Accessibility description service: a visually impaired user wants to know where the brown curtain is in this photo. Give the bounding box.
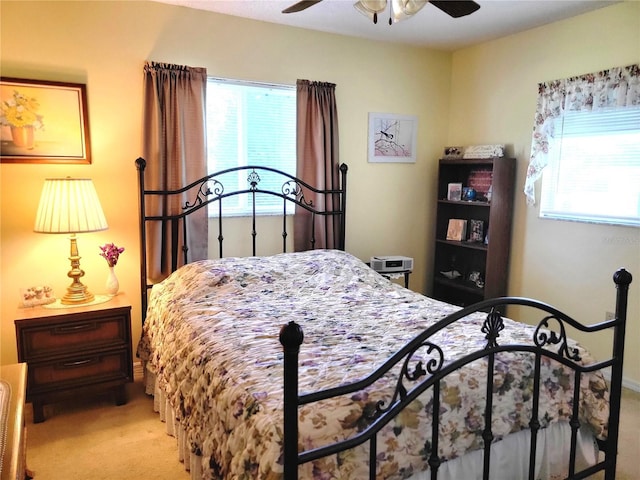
[294,79,340,251]
[143,61,208,282]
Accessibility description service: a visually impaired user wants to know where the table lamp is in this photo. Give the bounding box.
[34,178,108,305]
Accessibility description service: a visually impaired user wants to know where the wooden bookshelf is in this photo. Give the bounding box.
[431,157,515,307]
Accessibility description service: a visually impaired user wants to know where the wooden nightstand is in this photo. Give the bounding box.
[14,294,133,423]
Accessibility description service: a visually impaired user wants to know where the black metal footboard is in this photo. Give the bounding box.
[279,268,632,480]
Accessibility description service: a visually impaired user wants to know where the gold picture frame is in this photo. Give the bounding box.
[0,77,91,164]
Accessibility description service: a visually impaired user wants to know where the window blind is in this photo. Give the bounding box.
[540,106,640,227]
[206,78,296,216]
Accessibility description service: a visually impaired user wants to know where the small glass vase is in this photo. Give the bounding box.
[105,266,119,296]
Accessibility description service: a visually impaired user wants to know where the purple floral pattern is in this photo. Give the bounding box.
[137,250,609,479]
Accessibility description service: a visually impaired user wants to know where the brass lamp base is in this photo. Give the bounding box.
[61,281,95,305]
[60,233,95,305]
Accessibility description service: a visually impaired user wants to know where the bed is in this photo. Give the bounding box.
[135,158,632,480]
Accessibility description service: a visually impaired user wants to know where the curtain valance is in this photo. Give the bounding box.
[524,64,640,206]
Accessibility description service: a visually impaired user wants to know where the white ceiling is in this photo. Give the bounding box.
[151,0,619,50]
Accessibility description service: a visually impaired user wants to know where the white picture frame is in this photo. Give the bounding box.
[447,182,463,201]
[368,112,417,163]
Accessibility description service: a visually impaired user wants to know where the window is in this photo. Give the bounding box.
[539,107,640,227]
[206,78,296,216]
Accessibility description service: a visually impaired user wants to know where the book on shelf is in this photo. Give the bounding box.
[446,219,467,241]
[469,219,484,242]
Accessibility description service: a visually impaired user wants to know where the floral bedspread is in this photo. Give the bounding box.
[137,249,609,480]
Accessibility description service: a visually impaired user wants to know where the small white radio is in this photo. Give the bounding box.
[370,256,414,273]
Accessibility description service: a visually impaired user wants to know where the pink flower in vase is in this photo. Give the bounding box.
[99,243,125,267]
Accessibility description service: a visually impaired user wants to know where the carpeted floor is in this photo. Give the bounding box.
[25,371,639,480]
[25,373,190,480]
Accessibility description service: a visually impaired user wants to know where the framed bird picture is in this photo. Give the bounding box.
[368,112,417,163]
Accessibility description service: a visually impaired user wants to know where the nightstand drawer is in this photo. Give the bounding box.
[17,313,129,360]
[27,349,130,394]
[15,295,133,422]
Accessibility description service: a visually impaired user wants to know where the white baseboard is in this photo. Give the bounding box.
[622,377,640,392]
[599,367,640,393]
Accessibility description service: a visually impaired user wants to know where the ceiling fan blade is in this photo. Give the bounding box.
[282,0,324,14]
[429,0,480,18]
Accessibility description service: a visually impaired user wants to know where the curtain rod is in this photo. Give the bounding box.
[209,77,293,90]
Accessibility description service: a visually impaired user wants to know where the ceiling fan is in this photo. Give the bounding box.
[282,0,481,25]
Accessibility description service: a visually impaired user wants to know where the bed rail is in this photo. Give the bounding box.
[136,158,348,320]
[280,268,632,480]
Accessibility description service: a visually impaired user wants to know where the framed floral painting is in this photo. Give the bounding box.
[0,77,91,164]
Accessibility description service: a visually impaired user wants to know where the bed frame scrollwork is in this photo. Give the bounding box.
[280,269,632,480]
[136,157,348,319]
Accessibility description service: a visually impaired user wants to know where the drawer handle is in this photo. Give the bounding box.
[55,323,95,333]
[61,358,96,368]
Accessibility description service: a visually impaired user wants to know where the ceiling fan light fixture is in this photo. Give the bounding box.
[390,0,428,22]
[354,0,387,24]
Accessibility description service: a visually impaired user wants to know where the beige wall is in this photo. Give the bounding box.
[448,1,640,386]
[1,1,638,387]
[0,0,450,365]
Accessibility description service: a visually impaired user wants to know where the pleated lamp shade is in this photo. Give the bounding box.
[34,178,108,304]
[34,178,108,234]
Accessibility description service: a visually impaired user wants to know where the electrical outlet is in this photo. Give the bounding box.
[605,311,615,321]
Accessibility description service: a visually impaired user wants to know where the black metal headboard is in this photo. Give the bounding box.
[135,157,348,319]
